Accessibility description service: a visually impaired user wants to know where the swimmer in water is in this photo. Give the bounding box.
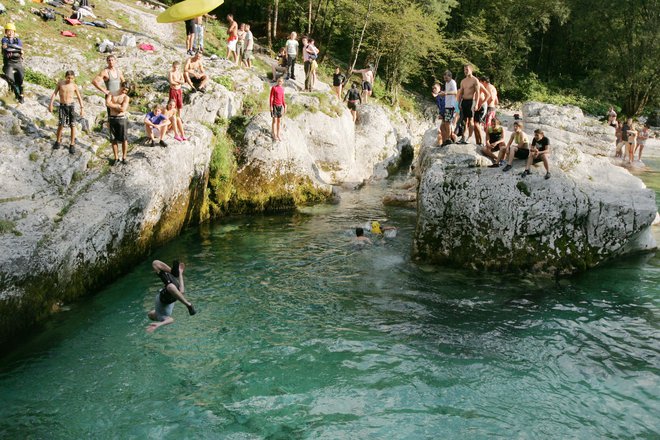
[371,221,398,237]
[146,259,196,333]
[355,227,372,245]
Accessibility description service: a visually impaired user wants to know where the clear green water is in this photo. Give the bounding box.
[1,171,659,439]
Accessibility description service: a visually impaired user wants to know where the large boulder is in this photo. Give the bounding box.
[242,101,414,186]
[414,115,657,275]
[0,106,214,344]
[522,102,615,156]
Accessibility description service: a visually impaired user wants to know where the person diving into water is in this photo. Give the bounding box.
[146,259,196,332]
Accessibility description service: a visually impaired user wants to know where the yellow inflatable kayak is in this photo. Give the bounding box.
[156,0,224,23]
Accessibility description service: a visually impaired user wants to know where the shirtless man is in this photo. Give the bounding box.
[49,70,84,154]
[472,78,491,146]
[482,77,499,127]
[168,61,185,116]
[226,14,238,64]
[92,55,125,131]
[146,259,196,333]
[105,81,130,165]
[185,51,208,92]
[353,64,374,103]
[456,64,480,144]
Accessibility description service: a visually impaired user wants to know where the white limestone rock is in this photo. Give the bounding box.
[414,113,657,275]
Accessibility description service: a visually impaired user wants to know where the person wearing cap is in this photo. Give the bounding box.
[2,23,25,103]
[521,129,551,179]
[146,259,196,333]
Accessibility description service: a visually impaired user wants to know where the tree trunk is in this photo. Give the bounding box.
[267,2,273,51]
[273,0,279,43]
[349,0,373,75]
[311,0,325,34]
[308,0,312,35]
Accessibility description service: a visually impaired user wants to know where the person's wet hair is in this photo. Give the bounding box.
[356,227,364,237]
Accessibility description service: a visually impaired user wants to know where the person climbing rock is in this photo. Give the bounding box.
[2,23,25,103]
[147,259,197,333]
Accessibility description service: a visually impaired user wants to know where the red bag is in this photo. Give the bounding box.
[65,18,82,25]
[60,30,77,37]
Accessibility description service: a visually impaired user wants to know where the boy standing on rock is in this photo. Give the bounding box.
[344,82,362,123]
[353,64,374,103]
[168,61,185,117]
[285,32,299,80]
[49,70,84,154]
[2,23,25,103]
[269,76,286,141]
[105,81,130,165]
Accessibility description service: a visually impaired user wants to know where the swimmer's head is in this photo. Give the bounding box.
[371,221,382,234]
[356,227,364,237]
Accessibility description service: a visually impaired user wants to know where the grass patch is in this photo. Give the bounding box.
[286,103,306,119]
[25,68,57,89]
[242,83,270,117]
[213,75,234,90]
[0,219,21,236]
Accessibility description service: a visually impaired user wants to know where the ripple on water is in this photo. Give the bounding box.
[0,172,659,438]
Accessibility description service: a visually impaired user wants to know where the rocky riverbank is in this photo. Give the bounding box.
[0,0,420,347]
[413,102,658,275]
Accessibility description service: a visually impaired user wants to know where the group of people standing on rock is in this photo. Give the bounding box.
[268,29,376,137]
[608,107,650,163]
[432,64,552,179]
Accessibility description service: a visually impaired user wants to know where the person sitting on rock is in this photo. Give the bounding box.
[272,47,288,81]
[521,129,551,179]
[184,51,208,93]
[2,23,25,103]
[105,81,130,165]
[501,121,529,172]
[344,82,362,123]
[165,99,187,142]
[483,117,506,165]
[48,70,84,154]
[607,106,617,127]
[144,104,170,147]
[269,76,286,141]
[146,259,196,333]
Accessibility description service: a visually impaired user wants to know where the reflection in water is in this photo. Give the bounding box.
[0,171,658,439]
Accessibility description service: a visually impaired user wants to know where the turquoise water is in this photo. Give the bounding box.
[1,171,659,439]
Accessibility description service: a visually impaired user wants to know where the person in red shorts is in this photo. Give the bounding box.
[168,61,185,118]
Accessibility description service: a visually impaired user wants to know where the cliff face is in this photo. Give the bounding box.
[0,1,418,346]
[413,103,658,275]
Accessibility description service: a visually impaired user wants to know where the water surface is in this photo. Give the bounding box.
[1,167,658,439]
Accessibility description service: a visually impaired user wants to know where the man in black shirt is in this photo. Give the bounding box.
[521,129,551,179]
[146,259,196,332]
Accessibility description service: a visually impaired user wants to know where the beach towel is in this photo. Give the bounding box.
[60,30,76,37]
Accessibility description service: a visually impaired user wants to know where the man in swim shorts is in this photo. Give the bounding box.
[147,259,196,333]
[353,64,374,103]
[185,51,208,92]
[105,81,130,165]
[226,14,238,64]
[49,70,84,154]
[456,63,480,144]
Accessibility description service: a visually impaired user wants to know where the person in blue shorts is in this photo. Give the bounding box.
[147,259,196,332]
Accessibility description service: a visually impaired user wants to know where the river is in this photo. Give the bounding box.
[0,153,658,438]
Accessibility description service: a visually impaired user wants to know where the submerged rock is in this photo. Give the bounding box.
[414,104,657,275]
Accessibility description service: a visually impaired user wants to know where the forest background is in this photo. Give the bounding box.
[167,0,658,119]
